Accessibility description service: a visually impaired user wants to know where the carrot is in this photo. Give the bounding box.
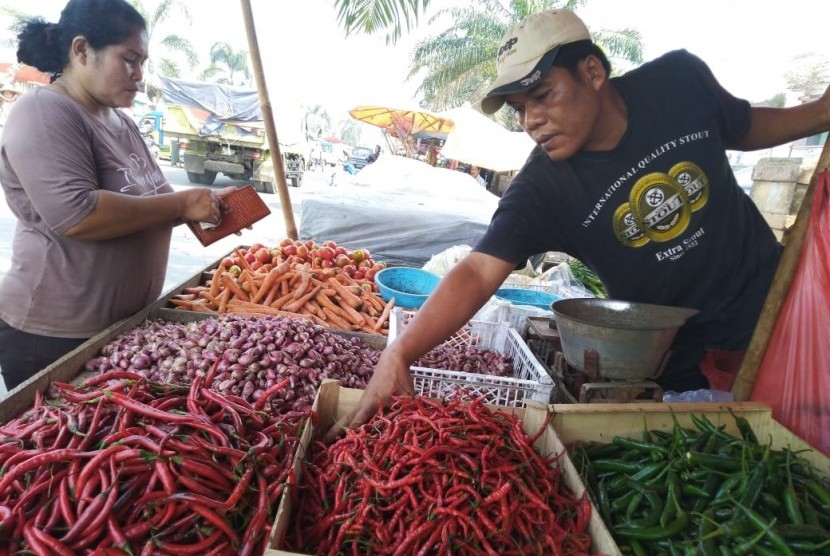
[283,285,322,314]
[221,273,249,302]
[293,272,311,300]
[271,290,297,310]
[251,262,290,304]
[320,307,353,330]
[171,293,197,302]
[190,301,217,314]
[338,301,367,327]
[327,277,362,309]
[209,264,225,298]
[235,249,254,273]
[217,288,231,313]
[373,297,395,331]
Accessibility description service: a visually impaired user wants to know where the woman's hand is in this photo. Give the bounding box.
[182,186,235,224]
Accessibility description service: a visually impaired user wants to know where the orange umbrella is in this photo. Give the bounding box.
[348,104,455,152]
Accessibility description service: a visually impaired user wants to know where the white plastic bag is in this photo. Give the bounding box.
[531,263,595,299]
[422,245,472,276]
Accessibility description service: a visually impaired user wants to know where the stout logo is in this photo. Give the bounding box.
[628,172,691,243]
[613,203,650,247]
[669,161,709,212]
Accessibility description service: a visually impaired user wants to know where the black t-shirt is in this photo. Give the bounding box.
[475,50,782,388]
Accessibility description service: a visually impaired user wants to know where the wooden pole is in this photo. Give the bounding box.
[732,141,830,401]
[239,0,298,240]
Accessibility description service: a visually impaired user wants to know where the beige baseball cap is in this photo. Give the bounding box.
[479,10,591,115]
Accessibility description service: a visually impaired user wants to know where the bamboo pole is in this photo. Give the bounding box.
[239,0,298,240]
[732,140,830,401]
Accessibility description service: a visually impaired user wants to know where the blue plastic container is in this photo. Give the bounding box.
[375,267,441,309]
[495,288,561,311]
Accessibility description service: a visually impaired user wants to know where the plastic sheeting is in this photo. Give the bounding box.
[159,76,263,136]
[439,105,536,172]
[299,156,499,266]
[750,170,830,457]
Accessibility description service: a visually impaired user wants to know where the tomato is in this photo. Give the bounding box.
[279,238,293,247]
[321,259,333,269]
[334,246,348,256]
[353,269,365,280]
[270,247,282,257]
[305,240,316,250]
[342,264,356,276]
[249,243,265,253]
[250,260,263,271]
[335,254,351,268]
[221,257,234,268]
[254,247,271,264]
[323,240,338,249]
[318,246,336,261]
[350,249,365,264]
[364,268,377,281]
[296,244,309,260]
[244,253,256,264]
[228,265,242,277]
[282,244,297,257]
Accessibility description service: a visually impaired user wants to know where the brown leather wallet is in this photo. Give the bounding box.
[186,184,271,246]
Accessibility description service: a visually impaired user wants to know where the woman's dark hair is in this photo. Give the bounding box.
[553,39,613,77]
[16,0,146,76]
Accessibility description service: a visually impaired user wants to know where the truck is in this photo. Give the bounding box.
[158,76,308,192]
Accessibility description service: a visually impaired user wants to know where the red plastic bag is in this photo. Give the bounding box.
[750,170,830,456]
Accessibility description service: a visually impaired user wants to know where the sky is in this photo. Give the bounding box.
[1,0,828,134]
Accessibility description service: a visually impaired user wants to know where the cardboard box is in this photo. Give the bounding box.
[265,381,618,555]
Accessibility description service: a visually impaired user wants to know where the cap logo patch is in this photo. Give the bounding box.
[520,70,542,87]
[497,37,518,61]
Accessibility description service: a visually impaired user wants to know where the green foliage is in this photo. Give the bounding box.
[333,0,431,45]
[569,259,607,298]
[129,0,198,79]
[198,42,251,86]
[408,0,643,115]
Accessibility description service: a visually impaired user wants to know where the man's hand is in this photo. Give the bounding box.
[323,349,414,443]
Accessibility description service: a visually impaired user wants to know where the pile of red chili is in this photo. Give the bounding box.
[286,396,593,555]
[0,368,307,555]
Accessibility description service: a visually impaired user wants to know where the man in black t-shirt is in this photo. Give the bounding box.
[330,9,830,436]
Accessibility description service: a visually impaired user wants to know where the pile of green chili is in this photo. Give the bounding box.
[571,411,830,555]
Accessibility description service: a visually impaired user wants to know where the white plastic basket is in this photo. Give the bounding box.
[498,284,558,334]
[388,308,555,406]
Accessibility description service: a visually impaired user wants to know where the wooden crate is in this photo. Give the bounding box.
[549,402,830,555]
[265,380,618,555]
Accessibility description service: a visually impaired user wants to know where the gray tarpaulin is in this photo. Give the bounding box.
[299,156,499,266]
[159,76,263,136]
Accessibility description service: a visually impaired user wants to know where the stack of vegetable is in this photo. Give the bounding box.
[568,259,607,299]
[0,370,307,555]
[169,240,394,335]
[286,396,594,555]
[85,315,381,413]
[572,411,830,555]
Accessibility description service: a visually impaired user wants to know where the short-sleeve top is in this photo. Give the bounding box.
[475,50,782,360]
[0,87,174,338]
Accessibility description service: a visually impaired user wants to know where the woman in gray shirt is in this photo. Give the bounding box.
[0,0,231,389]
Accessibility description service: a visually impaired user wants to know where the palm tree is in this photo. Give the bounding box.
[304,104,333,141]
[332,0,431,45]
[129,0,198,80]
[408,0,643,126]
[198,42,252,86]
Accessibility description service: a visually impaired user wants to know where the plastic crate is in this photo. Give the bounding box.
[388,309,555,406]
[496,283,558,333]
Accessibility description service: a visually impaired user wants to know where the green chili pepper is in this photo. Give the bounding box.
[614,510,688,541]
[734,498,796,556]
[784,450,805,525]
[729,408,759,445]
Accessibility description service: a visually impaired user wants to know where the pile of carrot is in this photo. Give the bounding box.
[169,247,394,335]
[0,369,307,555]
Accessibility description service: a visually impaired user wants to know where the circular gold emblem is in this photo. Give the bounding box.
[613,202,650,248]
[669,161,709,212]
[629,172,691,242]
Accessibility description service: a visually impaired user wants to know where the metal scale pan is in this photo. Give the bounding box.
[551,299,700,402]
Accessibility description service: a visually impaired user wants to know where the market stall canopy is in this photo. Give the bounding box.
[348,104,455,143]
[439,104,536,172]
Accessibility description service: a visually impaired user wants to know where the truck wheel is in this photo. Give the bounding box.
[290,176,301,188]
[199,171,217,186]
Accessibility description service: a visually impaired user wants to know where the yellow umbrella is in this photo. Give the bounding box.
[348,104,455,156]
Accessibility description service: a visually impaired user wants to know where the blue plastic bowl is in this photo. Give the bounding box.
[495,288,561,311]
[375,267,441,309]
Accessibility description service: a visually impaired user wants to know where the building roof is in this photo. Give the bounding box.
[0,63,51,86]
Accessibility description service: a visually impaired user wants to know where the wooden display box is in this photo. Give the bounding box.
[549,402,830,555]
[265,381,618,555]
